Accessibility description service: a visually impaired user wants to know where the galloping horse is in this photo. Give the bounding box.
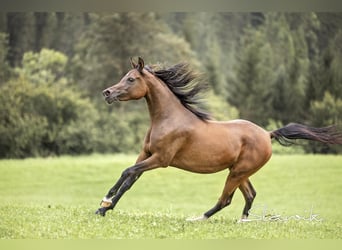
[97,57,342,221]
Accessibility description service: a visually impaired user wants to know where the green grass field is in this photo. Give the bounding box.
[0,154,341,239]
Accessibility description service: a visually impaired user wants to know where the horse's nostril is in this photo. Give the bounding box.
[103,90,111,97]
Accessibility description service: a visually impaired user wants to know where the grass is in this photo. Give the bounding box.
[0,154,341,239]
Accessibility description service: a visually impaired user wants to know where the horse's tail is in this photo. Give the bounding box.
[270,123,342,146]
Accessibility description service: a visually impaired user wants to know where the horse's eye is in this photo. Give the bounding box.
[127,77,135,83]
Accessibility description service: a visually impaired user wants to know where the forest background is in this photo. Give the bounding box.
[0,12,341,158]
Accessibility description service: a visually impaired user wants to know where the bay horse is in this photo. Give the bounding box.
[97,57,342,221]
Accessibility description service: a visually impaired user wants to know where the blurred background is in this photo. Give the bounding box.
[0,12,341,158]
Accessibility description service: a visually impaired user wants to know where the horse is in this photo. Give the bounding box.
[96,57,342,221]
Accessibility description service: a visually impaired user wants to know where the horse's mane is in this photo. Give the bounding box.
[146,63,212,121]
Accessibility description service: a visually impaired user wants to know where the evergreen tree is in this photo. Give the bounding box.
[6,12,36,66]
[228,27,274,126]
[72,12,198,97]
[266,13,309,124]
[179,13,248,99]
[0,32,11,83]
[228,13,315,126]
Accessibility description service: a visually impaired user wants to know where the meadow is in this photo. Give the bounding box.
[0,153,341,239]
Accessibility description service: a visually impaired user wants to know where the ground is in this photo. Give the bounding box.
[0,154,341,239]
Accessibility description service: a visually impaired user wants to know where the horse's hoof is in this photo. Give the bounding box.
[95,207,106,216]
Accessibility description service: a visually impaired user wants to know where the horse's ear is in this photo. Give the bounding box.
[130,57,137,69]
[137,57,144,73]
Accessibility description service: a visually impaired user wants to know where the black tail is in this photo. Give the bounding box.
[270,123,342,146]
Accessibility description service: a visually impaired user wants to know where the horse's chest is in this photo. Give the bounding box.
[147,125,189,154]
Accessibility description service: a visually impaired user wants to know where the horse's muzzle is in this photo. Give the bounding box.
[102,89,126,103]
[102,89,111,98]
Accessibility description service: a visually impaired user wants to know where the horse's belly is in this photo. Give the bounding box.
[170,140,240,174]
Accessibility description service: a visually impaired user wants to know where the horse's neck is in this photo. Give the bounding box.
[145,79,187,123]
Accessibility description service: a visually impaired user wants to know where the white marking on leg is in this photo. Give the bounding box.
[237,218,253,223]
[100,196,113,208]
[186,215,208,222]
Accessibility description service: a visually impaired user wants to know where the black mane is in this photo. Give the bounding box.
[147,63,212,121]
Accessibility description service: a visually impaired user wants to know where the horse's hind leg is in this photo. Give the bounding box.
[239,179,256,221]
[187,170,244,221]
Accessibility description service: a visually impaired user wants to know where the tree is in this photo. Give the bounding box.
[308,92,342,153]
[265,13,309,124]
[15,48,68,85]
[178,13,249,99]
[0,78,49,158]
[72,13,199,96]
[0,49,99,158]
[322,30,342,99]
[0,32,11,83]
[228,27,274,126]
[2,12,90,68]
[6,13,36,66]
[229,13,317,126]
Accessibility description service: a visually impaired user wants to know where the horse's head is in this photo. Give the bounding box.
[103,57,149,103]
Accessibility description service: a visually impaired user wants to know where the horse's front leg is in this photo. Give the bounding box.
[95,168,139,216]
[103,150,151,202]
[95,170,142,216]
[95,154,159,216]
